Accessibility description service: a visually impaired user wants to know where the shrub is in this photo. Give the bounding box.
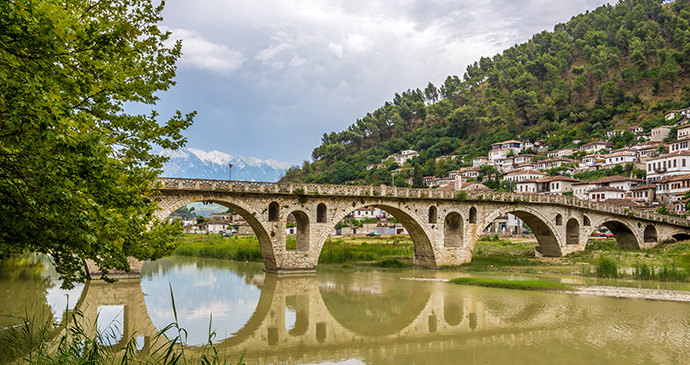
[633,262,655,280]
[594,255,618,278]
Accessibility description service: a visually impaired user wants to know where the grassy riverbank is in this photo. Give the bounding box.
[450,277,572,291]
[173,234,690,281]
[173,234,414,268]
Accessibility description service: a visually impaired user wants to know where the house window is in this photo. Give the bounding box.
[684,159,687,167]
[674,159,677,168]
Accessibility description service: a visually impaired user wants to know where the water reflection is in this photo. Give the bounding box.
[9,256,690,364]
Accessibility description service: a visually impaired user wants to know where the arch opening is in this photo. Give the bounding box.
[469,207,477,224]
[566,218,579,245]
[596,221,639,249]
[644,225,657,243]
[481,209,562,257]
[288,210,310,251]
[555,214,563,226]
[317,203,327,223]
[583,215,591,226]
[444,212,464,247]
[268,202,279,222]
[429,206,438,224]
[672,233,690,241]
[160,200,275,269]
[326,204,437,268]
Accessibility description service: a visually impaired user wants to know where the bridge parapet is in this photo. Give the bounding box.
[153,178,690,228]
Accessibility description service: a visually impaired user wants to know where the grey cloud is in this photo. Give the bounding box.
[144,0,611,164]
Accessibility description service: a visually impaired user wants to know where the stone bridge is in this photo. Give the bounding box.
[152,178,690,271]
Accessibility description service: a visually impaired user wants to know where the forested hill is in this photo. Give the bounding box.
[282,0,690,186]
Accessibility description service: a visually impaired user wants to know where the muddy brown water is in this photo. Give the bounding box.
[3,256,690,364]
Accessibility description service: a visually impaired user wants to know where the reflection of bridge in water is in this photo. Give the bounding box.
[71,273,690,364]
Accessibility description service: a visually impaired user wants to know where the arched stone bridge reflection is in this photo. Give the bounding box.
[153,178,690,270]
[70,273,690,364]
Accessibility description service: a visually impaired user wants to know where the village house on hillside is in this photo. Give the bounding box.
[579,141,613,153]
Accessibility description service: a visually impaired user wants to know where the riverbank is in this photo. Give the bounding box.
[405,276,690,302]
[173,234,690,282]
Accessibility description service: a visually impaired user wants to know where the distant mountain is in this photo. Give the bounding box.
[160,148,293,182]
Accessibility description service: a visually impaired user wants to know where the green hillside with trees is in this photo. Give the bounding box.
[281,0,690,187]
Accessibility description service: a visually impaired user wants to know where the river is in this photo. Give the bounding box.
[3,256,690,364]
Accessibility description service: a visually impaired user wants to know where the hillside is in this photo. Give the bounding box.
[281,0,690,186]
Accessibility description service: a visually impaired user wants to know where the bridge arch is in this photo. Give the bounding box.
[644,225,657,243]
[288,210,310,251]
[662,231,690,242]
[322,203,437,268]
[316,203,327,223]
[154,196,277,270]
[444,212,464,247]
[566,218,579,245]
[588,217,639,249]
[429,206,438,223]
[479,207,562,257]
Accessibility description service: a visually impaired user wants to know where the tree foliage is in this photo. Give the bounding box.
[0,0,195,287]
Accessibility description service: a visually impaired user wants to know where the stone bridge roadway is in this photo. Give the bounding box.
[152,178,690,271]
[69,274,690,364]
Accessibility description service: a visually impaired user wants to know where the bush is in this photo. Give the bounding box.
[633,262,655,280]
[594,256,618,278]
[658,264,689,282]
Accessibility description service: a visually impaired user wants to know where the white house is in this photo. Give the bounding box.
[579,141,613,153]
[588,187,626,202]
[665,107,690,121]
[651,126,673,142]
[669,136,690,153]
[516,179,539,193]
[488,140,526,163]
[547,148,578,158]
[472,156,490,167]
[603,152,636,166]
[533,158,577,171]
[504,169,546,182]
[646,150,690,183]
[677,124,690,139]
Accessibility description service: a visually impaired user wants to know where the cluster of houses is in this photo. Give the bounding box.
[407,107,690,218]
[179,208,412,237]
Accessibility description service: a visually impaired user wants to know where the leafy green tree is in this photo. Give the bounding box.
[660,57,680,92]
[412,163,424,188]
[0,0,195,287]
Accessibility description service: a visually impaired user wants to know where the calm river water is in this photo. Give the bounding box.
[3,256,690,364]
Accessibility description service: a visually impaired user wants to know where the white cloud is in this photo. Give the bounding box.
[345,33,372,53]
[289,55,307,67]
[327,42,344,59]
[256,43,295,61]
[163,27,245,74]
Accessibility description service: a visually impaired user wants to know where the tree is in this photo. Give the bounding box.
[412,164,424,188]
[0,0,195,288]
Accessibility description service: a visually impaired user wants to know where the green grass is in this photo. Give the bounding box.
[173,235,264,261]
[173,235,414,265]
[594,255,619,278]
[318,239,413,264]
[449,277,572,291]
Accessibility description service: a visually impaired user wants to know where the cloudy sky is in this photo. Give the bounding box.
[145,0,611,165]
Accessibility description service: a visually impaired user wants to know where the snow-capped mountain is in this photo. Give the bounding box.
[159,148,293,182]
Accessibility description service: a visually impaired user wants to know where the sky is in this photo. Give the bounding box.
[143,0,612,165]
